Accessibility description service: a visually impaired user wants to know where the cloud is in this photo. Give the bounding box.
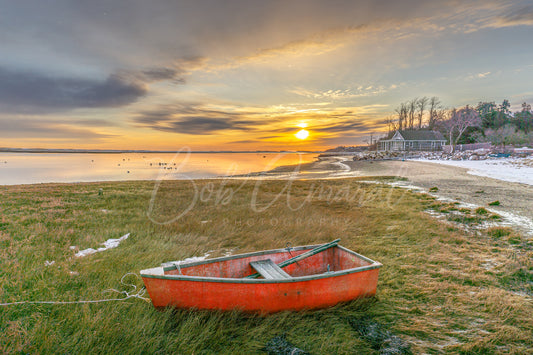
[272,117,383,134]
[490,5,533,28]
[0,118,116,140]
[73,119,118,127]
[134,102,259,135]
[133,100,388,137]
[235,25,368,64]
[313,120,371,133]
[0,58,205,113]
[139,68,184,83]
[157,117,252,135]
[289,85,398,100]
[0,67,147,113]
[131,56,208,83]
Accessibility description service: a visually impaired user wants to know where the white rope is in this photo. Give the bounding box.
[0,272,150,306]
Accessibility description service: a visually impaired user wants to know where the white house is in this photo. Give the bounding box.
[378,130,446,151]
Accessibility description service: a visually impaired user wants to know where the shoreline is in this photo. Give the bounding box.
[245,155,533,236]
[2,152,532,235]
[0,148,321,154]
[320,157,533,236]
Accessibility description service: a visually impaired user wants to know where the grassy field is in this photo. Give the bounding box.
[1,177,532,354]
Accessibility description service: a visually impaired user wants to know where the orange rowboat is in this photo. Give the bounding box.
[140,240,381,313]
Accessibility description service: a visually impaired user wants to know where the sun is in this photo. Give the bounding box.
[295,129,309,140]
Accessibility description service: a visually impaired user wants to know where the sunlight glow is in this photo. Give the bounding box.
[295,129,309,140]
[297,122,308,128]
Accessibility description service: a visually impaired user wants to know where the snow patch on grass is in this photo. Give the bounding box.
[75,233,130,257]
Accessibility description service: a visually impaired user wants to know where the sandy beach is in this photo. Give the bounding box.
[345,159,533,221]
[266,156,533,236]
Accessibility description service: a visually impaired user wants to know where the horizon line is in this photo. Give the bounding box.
[0,147,327,154]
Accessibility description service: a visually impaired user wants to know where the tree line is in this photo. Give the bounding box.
[384,97,533,148]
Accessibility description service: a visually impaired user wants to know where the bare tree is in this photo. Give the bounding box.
[394,107,402,131]
[408,98,417,129]
[394,103,408,131]
[428,96,441,130]
[401,103,408,130]
[386,115,397,136]
[433,107,448,128]
[417,97,428,129]
[439,105,481,153]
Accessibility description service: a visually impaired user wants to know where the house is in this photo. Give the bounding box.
[378,130,446,151]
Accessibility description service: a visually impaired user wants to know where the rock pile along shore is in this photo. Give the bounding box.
[331,148,533,162]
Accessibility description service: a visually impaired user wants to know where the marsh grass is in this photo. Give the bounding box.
[0,178,532,354]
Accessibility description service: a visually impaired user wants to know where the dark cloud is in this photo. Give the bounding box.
[269,115,375,134]
[162,117,251,134]
[134,103,259,135]
[0,68,147,113]
[135,57,207,84]
[140,68,183,82]
[313,121,369,133]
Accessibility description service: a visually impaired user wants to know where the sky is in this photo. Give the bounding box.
[1,0,533,151]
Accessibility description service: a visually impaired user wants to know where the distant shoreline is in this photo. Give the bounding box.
[0,148,322,154]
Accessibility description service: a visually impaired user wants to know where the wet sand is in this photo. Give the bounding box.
[240,156,349,179]
[344,159,533,223]
[256,156,533,235]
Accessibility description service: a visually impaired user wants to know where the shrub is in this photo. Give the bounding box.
[488,200,500,206]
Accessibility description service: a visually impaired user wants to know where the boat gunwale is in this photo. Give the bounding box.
[140,245,382,284]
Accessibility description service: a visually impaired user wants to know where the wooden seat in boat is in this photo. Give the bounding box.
[250,259,292,279]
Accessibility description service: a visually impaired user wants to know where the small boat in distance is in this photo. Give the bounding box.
[141,239,382,313]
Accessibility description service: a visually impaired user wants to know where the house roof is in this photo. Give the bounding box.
[398,130,445,141]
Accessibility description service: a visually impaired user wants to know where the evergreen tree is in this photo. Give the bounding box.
[512,102,533,134]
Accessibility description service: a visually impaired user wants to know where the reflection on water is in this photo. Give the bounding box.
[0,152,317,185]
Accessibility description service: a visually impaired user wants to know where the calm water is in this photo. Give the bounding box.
[0,152,318,185]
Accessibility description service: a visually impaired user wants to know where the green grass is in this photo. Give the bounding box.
[0,179,532,354]
[475,207,489,215]
[487,227,513,239]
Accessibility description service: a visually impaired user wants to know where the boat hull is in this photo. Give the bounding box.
[141,245,381,313]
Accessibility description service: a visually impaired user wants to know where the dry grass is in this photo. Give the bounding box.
[0,178,532,354]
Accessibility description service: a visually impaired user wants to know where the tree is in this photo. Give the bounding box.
[394,103,408,131]
[386,115,398,137]
[484,125,529,147]
[512,102,533,134]
[494,99,511,128]
[428,96,441,130]
[476,101,498,128]
[408,98,417,129]
[417,96,428,129]
[394,97,444,131]
[439,105,481,153]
